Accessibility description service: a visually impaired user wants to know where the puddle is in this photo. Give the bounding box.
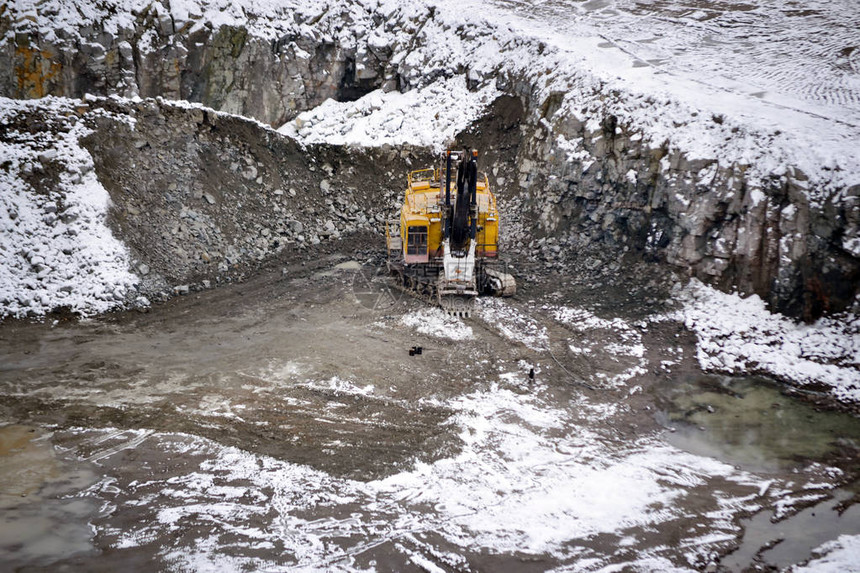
[0,425,59,496]
[724,488,860,570]
[660,375,860,473]
[0,425,102,568]
[659,375,860,569]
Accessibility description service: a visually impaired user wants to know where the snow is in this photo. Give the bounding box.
[400,307,473,340]
[76,378,774,570]
[551,305,649,388]
[476,298,548,350]
[280,77,499,152]
[0,97,139,319]
[844,237,860,258]
[7,0,859,199]
[316,375,376,397]
[674,280,860,403]
[791,534,860,573]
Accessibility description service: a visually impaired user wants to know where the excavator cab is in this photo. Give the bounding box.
[405,223,429,263]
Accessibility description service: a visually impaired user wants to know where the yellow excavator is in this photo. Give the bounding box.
[386,149,516,316]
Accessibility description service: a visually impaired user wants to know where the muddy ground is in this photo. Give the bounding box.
[1,237,859,572]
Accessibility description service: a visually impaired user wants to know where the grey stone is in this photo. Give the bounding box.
[38,149,58,163]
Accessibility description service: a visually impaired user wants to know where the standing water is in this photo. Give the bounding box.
[0,425,101,568]
[659,374,860,568]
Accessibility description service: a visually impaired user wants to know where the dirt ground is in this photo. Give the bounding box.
[1,238,859,572]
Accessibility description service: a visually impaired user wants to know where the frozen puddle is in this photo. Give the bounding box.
[50,383,785,571]
[660,373,860,569]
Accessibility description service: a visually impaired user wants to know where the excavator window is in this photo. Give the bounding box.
[406,225,428,255]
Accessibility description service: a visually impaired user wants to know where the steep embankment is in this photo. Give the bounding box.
[2,0,859,319]
[1,95,430,318]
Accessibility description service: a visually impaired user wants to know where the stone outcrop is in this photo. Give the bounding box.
[1,5,389,126]
[473,89,859,319]
[75,98,430,298]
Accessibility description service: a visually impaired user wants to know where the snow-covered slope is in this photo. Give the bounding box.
[279,76,499,152]
[0,97,139,318]
[278,0,860,197]
[675,280,860,404]
[6,0,860,191]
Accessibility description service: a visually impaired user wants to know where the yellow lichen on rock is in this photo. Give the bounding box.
[15,43,61,98]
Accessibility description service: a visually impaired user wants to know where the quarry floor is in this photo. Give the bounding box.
[1,241,859,572]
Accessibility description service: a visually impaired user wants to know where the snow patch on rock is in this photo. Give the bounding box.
[674,280,860,403]
[0,97,138,319]
[281,76,498,153]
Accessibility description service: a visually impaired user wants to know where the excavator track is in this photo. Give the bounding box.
[481,267,517,297]
[387,261,476,317]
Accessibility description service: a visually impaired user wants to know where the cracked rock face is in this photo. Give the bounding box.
[1,5,388,127]
[75,98,430,298]
[463,93,858,319]
[2,2,857,320]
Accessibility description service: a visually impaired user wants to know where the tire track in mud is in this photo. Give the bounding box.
[487,0,860,126]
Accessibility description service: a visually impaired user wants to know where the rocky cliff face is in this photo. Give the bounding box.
[80,98,429,298]
[1,4,389,126]
[461,90,859,319]
[2,1,857,319]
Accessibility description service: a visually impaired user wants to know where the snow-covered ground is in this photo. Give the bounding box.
[675,280,860,404]
[479,0,860,184]
[400,307,474,340]
[0,97,139,319]
[477,297,549,351]
[72,380,800,571]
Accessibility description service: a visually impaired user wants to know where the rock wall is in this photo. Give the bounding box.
[78,98,430,299]
[474,88,859,319]
[0,5,388,126]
